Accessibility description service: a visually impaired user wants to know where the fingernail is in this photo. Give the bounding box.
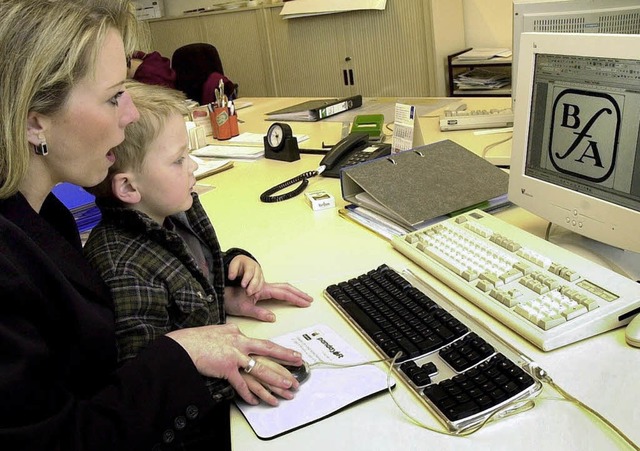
[267,313,275,322]
[293,351,302,359]
[283,378,293,387]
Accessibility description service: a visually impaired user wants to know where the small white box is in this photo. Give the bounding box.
[134,0,164,20]
[305,190,335,211]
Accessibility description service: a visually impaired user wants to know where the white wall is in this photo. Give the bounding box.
[462,0,513,49]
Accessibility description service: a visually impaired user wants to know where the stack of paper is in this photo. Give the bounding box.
[52,183,101,233]
[191,156,234,179]
[191,145,264,160]
[454,68,511,91]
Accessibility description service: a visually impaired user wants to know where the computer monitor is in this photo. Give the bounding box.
[508,32,640,276]
[512,0,640,102]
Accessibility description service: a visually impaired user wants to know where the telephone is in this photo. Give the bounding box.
[320,132,391,178]
[259,132,391,203]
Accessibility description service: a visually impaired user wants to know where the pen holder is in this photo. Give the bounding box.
[211,107,239,140]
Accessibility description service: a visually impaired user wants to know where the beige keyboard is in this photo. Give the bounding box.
[391,209,640,351]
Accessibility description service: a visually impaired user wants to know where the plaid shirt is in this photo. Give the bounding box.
[84,193,253,402]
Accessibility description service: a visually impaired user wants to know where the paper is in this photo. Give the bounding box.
[191,145,264,160]
[456,48,512,60]
[391,103,423,153]
[281,0,387,19]
[236,324,394,440]
[228,132,309,146]
[191,156,234,179]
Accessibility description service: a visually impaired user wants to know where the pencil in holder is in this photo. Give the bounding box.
[210,107,239,140]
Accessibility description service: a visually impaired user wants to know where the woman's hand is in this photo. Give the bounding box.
[240,356,302,406]
[166,323,303,406]
[224,283,313,322]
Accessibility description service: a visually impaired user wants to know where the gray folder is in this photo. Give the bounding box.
[340,139,509,229]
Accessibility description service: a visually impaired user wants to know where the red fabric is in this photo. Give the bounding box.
[201,72,236,105]
[132,51,176,89]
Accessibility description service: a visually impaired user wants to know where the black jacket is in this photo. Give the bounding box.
[0,192,229,450]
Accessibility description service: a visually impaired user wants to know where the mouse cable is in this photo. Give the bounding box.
[528,364,640,451]
[384,352,538,438]
[482,135,512,158]
[308,351,638,447]
[383,355,639,448]
[259,165,325,203]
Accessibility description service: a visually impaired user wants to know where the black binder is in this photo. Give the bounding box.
[265,95,363,122]
[340,140,510,229]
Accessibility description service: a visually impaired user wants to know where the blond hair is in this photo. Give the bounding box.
[0,0,145,199]
[89,81,189,199]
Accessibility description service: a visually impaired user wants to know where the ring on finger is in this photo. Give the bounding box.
[244,357,257,374]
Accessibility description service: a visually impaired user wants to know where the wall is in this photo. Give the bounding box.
[462,0,513,49]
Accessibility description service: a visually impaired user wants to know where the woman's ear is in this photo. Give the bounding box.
[26,111,48,146]
[111,172,141,205]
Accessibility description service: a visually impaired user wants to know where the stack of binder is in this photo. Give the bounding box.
[339,139,511,235]
[265,95,362,122]
[52,183,101,233]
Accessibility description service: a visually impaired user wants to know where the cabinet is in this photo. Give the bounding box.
[146,1,465,97]
[264,0,450,97]
[447,48,512,97]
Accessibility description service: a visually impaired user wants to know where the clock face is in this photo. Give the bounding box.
[268,124,284,147]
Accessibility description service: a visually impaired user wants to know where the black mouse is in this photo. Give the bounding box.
[283,361,310,384]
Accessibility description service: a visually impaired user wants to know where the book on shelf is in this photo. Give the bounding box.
[265,95,363,122]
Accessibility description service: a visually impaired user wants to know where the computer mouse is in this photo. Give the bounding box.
[625,315,640,348]
[283,361,310,384]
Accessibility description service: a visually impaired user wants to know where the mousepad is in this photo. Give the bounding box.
[235,323,395,440]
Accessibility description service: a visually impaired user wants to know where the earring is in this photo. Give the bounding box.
[35,140,48,156]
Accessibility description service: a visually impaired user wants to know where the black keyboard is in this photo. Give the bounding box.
[324,265,542,432]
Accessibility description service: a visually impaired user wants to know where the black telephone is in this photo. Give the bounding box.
[320,132,391,178]
[259,132,390,203]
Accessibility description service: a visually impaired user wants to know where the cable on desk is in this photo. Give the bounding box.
[529,364,640,451]
[482,135,512,167]
[259,170,320,203]
[310,351,639,448]
[385,352,538,437]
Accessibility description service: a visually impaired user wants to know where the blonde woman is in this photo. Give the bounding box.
[0,1,304,449]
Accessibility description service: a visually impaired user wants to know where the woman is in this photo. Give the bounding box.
[0,1,307,449]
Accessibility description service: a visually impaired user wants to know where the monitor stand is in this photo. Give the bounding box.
[549,226,640,283]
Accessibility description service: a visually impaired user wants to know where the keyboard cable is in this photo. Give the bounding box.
[306,352,639,448]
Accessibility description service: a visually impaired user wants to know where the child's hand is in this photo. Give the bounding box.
[227,255,264,297]
[224,283,313,322]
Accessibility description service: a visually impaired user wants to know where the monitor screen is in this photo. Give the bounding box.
[509,32,640,254]
[511,0,640,101]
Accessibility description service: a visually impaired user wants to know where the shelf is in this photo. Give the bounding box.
[447,48,512,97]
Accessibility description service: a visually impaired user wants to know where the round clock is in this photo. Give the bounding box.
[264,122,300,162]
[267,122,292,150]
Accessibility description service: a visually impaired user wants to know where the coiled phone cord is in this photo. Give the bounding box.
[259,166,325,203]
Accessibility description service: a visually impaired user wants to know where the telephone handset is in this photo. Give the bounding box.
[259,132,391,202]
[319,132,391,178]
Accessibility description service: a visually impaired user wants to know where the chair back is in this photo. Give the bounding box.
[172,43,225,104]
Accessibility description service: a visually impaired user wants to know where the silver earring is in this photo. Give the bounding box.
[35,141,48,156]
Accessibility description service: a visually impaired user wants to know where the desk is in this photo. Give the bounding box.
[196,97,639,451]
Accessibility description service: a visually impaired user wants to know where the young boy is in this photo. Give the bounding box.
[84,81,313,401]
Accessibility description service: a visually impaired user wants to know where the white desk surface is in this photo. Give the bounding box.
[196,97,639,451]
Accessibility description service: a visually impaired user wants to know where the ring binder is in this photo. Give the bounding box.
[340,139,510,229]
